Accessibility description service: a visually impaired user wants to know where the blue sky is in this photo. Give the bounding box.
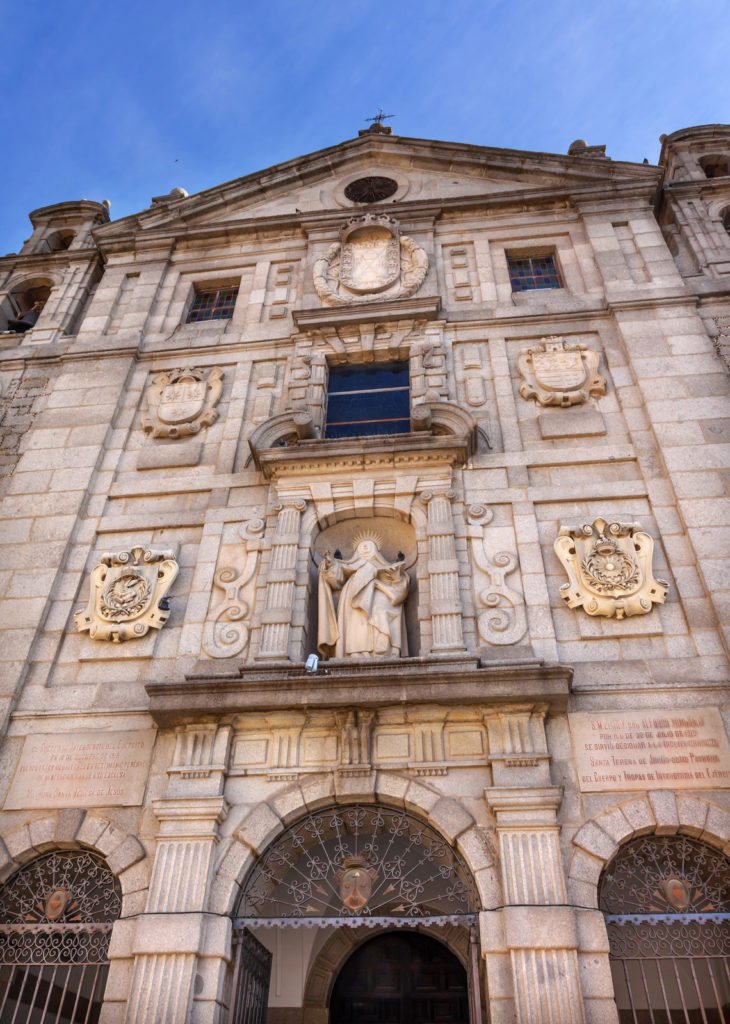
[2,0,728,252]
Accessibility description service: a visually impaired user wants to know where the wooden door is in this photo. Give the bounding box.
[330,932,469,1024]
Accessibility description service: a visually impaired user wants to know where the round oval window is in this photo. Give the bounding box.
[344,176,398,204]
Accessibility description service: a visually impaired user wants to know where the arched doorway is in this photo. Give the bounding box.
[599,834,730,1022]
[0,849,121,1023]
[232,803,482,1024]
[330,931,468,1024]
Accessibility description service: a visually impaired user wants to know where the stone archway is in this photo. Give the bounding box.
[229,800,484,1024]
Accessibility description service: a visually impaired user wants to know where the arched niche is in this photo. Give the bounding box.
[45,228,76,252]
[1,276,56,333]
[699,154,729,178]
[310,514,420,659]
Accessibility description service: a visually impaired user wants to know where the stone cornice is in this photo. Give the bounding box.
[92,179,662,255]
[145,656,572,726]
[292,295,441,329]
[253,433,472,480]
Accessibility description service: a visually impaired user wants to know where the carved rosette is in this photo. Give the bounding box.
[313,214,428,307]
[554,516,669,619]
[141,366,224,438]
[517,336,606,407]
[75,546,179,642]
[202,518,265,659]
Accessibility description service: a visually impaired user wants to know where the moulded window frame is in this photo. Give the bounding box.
[185,279,242,324]
[505,246,563,293]
[323,359,412,440]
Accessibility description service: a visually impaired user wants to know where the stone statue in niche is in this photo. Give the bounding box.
[554,516,669,619]
[313,214,428,307]
[317,534,410,659]
[517,336,606,407]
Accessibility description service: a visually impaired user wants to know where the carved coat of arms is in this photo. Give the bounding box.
[75,546,179,642]
[313,214,428,307]
[336,856,378,911]
[142,366,223,438]
[518,337,606,407]
[554,517,668,619]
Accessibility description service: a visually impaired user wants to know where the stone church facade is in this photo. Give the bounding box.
[0,122,728,1023]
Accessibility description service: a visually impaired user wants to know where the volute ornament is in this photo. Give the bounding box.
[141,366,223,438]
[75,545,179,642]
[517,336,606,407]
[554,517,668,619]
[313,214,428,307]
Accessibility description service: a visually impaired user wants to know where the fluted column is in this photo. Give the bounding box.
[121,726,230,1024]
[257,499,306,660]
[419,490,466,652]
[483,709,587,1024]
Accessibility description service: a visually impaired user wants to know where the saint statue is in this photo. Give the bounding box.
[317,535,409,659]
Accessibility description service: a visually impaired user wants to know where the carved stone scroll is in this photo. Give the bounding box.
[75,545,178,642]
[554,516,669,619]
[467,505,527,646]
[517,336,605,407]
[202,518,265,659]
[141,366,223,438]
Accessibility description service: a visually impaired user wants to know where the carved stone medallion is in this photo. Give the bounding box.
[554,517,668,619]
[75,546,179,642]
[518,336,606,407]
[336,855,378,911]
[142,366,223,438]
[313,214,428,307]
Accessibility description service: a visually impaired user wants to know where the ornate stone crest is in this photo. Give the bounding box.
[75,546,179,642]
[141,366,223,438]
[517,336,606,407]
[313,214,428,307]
[336,855,378,911]
[554,517,668,619]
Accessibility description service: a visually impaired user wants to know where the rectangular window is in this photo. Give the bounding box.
[186,285,239,323]
[508,254,561,291]
[325,362,410,439]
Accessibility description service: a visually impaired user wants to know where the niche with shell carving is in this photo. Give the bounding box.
[311,517,419,660]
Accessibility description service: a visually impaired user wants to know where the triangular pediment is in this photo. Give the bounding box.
[97,132,659,241]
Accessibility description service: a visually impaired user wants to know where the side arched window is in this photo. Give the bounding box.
[599,835,730,1023]
[0,850,121,1023]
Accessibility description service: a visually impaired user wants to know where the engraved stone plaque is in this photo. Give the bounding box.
[570,709,730,792]
[4,730,156,809]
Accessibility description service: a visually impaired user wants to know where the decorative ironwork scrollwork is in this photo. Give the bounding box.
[238,804,478,919]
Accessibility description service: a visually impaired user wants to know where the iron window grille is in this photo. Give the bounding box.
[237,803,479,922]
[508,254,561,291]
[186,285,239,323]
[599,835,730,1023]
[325,362,410,439]
[0,850,121,1024]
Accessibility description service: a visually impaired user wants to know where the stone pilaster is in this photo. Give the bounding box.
[122,726,230,1024]
[483,705,588,1024]
[257,499,306,660]
[419,490,466,652]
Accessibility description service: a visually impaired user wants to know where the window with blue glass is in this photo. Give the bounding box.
[508,254,561,291]
[186,285,239,323]
[325,362,410,439]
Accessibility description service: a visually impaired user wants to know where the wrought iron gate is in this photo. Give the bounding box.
[230,928,272,1024]
[0,850,121,1024]
[600,834,730,1023]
